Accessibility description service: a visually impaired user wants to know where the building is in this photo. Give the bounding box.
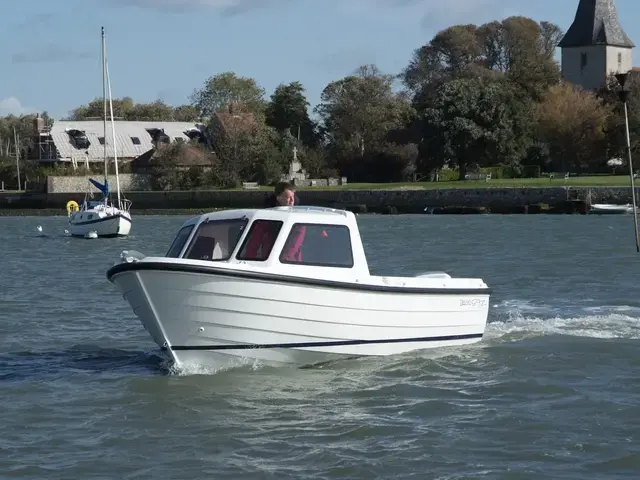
[209,103,257,138]
[559,0,635,90]
[30,118,208,167]
[129,142,213,173]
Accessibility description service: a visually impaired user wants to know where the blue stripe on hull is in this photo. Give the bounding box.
[70,213,131,227]
[70,233,128,238]
[167,332,484,351]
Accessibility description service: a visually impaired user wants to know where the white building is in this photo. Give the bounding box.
[559,0,635,90]
[32,119,207,166]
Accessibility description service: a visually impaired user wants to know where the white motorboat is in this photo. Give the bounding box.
[589,203,634,214]
[106,206,491,369]
[67,26,132,238]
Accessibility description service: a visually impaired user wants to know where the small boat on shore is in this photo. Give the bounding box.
[106,206,491,370]
[589,203,634,214]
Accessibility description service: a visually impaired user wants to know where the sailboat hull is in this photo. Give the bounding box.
[69,210,131,238]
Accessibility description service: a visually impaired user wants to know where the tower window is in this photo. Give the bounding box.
[618,52,623,69]
[581,52,588,70]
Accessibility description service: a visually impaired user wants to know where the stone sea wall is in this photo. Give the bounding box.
[46,174,152,193]
[1,186,638,214]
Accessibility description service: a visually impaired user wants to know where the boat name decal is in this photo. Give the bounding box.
[460,298,487,307]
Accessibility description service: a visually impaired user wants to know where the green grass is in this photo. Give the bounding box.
[225,175,637,191]
[2,176,635,195]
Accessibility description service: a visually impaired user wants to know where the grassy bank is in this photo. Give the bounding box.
[0,208,220,217]
[1,177,633,216]
[224,175,635,191]
[5,174,636,195]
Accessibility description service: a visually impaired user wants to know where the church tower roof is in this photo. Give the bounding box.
[559,0,634,48]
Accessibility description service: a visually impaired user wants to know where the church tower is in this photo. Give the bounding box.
[559,0,634,90]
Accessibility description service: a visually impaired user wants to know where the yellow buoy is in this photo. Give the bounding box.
[66,200,80,216]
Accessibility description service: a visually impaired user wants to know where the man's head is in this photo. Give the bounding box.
[274,181,296,206]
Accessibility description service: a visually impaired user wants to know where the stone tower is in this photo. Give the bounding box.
[559,0,634,90]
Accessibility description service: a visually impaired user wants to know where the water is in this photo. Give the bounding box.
[1,214,639,479]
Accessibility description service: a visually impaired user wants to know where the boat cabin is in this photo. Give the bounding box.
[164,206,370,277]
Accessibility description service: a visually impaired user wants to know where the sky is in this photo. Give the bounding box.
[1,0,640,120]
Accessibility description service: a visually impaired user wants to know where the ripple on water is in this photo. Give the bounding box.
[1,215,640,479]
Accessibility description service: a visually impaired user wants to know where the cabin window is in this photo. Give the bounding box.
[236,220,283,261]
[279,223,353,268]
[183,218,248,261]
[98,137,105,145]
[131,136,141,145]
[166,225,195,258]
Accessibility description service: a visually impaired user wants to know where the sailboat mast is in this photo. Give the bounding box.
[104,29,122,208]
[101,26,108,197]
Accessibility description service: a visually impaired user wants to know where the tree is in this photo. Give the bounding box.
[297,147,337,178]
[127,100,174,121]
[597,74,640,162]
[173,105,200,122]
[401,25,484,97]
[486,16,561,99]
[265,81,319,148]
[149,142,215,190]
[539,21,565,59]
[402,17,563,106]
[252,127,292,186]
[0,114,39,158]
[534,82,611,173]
[67,97,192,121]
[316,64,414,158]
[190,72,266,119]
[419,76,530,180]
[68,97,135,120]
[206,102,288,187]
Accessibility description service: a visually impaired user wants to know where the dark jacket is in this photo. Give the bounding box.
[264,193,300,208]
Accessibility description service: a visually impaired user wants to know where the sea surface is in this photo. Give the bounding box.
[1,213,639,479]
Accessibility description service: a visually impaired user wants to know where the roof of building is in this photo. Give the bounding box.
[559,0,635,48]
[48,120,205,161]
[130,144,213,169]
[212,111,257,137]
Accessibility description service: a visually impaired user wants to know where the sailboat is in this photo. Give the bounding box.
[68,26,132,238]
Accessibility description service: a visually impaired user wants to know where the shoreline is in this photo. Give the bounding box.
[0,208,222,217]
[1,186,636,215]
[0,203,588,216]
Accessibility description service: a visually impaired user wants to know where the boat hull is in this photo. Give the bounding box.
[108,265,490,369]
[589,203,634,214]
[69,212,132,237]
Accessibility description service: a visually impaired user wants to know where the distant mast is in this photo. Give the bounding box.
[101,26,108,202]
[102,27,122,208]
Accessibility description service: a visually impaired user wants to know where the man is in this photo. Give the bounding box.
[264,181,299,207]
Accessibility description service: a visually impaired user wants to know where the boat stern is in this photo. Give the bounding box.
[116,214,132,236]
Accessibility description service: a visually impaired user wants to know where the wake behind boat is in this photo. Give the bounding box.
[106,206,491,370]
[67,26,132,238]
